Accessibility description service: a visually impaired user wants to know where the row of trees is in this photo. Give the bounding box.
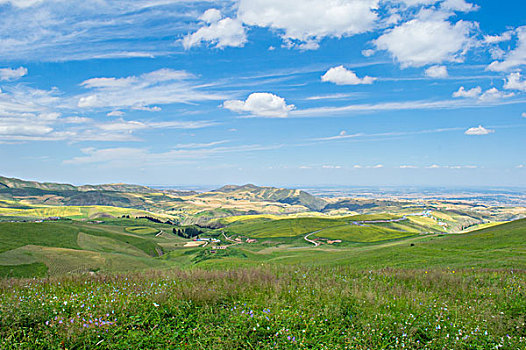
[173,226,203,239]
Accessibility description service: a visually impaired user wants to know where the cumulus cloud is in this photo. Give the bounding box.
[0,66,27,81]
[76,68,224,110]
[503,72,526,92]
[199,8,222,24]
[237,0,379,49]
[425,65,448,78]
[452,86,481,98]
[223,92,295,118]
[375,13,475,67]
[483,31,513,44]
[440,0,478,12]
[478,88,514,102]
[488,26,526,71]
[362,49,375,57]
[464,125,494,135]
[321,66,376,85]
[183,10,247,49]
[453,86,514,101]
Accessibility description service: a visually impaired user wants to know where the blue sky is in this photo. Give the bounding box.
[0,0,525,187]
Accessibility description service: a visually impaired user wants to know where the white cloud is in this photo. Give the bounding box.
[97,118,215,132]
[522,112,526,118]
[478,88,514,102]
[488,26,526,71]
[321,66,376,85]
[199,8,222,24]
[0,1,208,61]
[183,10,247,49]
[425,65,448,78]
[503,72,526,92]
[452,86,481,98]
[464,125,494,135]
[351,164,383,169]
[399,165,418,169]
[132,105,162,112]
[0,0,45,8]
[484,31,513,44]
[62,116,92,124]
[362,49,375,57]
[107,110,125,117]
[305,93,360,101]
[440,0,478,13]
[0,80,217,142]
[76,68,224,110]
[223,92,295,118]
[398,0,439,7]
[64,143,281,166]
[0,66,27,81]
[489,47,506,60]
[237,0,379,49]
[78,95,98,108]
[322,165,342,169]
[375,14,475,67]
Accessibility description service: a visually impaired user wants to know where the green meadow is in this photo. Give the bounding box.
[0,211,525,348]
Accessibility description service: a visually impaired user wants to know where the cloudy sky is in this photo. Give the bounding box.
[0,0,525,187]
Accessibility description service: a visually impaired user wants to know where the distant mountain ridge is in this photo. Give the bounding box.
[212,184,327,211]
[0,176,328,212]
[0,176,153,193]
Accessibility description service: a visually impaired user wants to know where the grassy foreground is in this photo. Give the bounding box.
[1,267,525,349]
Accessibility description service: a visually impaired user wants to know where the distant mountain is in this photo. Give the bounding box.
[0,176,153,208]
[0,176,328,216]
[211,184,327,211]
[78,184,154,193]
[0,176,153,193]
[0,176,77,192]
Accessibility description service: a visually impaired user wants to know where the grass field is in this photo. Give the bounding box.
[1,217,524,277]
[0,221,171,277]
[0,211,525,348]
[0,205,173,220]
[125,226,160,235]
[0,267,524,349]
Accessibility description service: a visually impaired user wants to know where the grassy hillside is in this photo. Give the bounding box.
[0,221,172,277]
[0,215,524,278]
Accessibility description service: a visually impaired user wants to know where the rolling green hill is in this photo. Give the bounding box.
[0,217,524,278]
[0,221,173,277]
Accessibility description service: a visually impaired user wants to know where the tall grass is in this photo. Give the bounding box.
[1,266,524,349]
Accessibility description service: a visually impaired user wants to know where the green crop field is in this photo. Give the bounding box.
[314,224,414,242]
[125,226,160,235]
